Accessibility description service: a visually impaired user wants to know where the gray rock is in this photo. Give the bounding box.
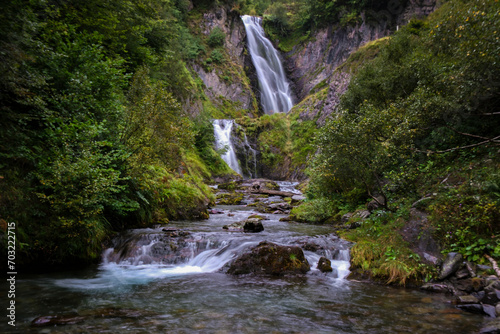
[438,252,463,280]
[483,304,497,318]
[456,295,479,304]
[456,304,485,314]
[291,195,306,202]
[496,303,500,317]
[420,282,453,294]
[482,290,500,306]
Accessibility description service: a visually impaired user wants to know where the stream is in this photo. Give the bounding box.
[1,188,485,333]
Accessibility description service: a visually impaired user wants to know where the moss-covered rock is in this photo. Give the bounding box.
[227,241,310,276]
[216,192,244,205]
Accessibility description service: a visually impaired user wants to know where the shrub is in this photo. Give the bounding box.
[207,27,225,47]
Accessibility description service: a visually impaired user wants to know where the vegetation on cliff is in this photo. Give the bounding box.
[299,0,500,284]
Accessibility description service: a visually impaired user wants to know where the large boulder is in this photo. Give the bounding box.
[227,241,310,276]
[438,252,464,280]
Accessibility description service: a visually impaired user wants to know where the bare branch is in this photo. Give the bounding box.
[414,135,500,155]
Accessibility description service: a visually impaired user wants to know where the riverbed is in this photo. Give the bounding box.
[0,203,486,333]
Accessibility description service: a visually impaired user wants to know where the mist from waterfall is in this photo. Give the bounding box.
[242,15,293,114]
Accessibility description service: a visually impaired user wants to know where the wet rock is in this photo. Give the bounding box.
[456,304,484,314]
[209,209,225,214]
[483,304,497,318]
[223,222,244,232]
[420,282,453,294]
[455,295,479,304]
[243,218,264,233]
[455,277,483,293]
[317,257,333,272]
[248,214,267,220]
[438,252,463,280]
[162,228,190,238]
[482,290,500,306]
[31,314,87,327]
[455,267,471,280]
[227,241,310,276]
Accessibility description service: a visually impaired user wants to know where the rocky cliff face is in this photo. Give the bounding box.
[191,6,259,117]
[285,0,437,103]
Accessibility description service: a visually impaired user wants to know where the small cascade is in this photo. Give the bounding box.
[213,119,243,175]
[213,119,258,178]
[242,15,294,114]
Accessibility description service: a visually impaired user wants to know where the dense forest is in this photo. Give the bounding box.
[0,0,499,285]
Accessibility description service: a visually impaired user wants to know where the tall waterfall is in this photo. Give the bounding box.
[242,15,293,114]
[213,119,243,175]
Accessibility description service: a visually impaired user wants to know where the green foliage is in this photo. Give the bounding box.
[310,0,500,208]
[0,0,216,268]
[207,27,225,47]
[208,49,225,64]
[264,3,290,35]
[343,213,433,285]
[290,198,337,223]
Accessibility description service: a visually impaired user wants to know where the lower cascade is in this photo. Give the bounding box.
[213,119,243,176]
[213,119,258,178]
[13,184,484,333]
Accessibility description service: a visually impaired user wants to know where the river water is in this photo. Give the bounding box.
[1,200,485,333]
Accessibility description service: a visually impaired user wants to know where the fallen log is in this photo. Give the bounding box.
[249,189,297,198]
[485,254,500,277]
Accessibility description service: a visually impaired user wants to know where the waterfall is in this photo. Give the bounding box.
[213,119,243,175]
[242,15,293,114]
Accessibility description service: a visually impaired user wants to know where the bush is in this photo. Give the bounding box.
[210,49,224,64]
[207,27,225,47]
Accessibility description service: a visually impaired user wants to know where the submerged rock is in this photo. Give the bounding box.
[227,241,310,276]
[31,314,87,327]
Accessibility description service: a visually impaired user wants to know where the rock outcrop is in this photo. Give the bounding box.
[191,6,259,116]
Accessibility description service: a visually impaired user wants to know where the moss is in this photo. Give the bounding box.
[338,36,390,73]
[216,192,244,205]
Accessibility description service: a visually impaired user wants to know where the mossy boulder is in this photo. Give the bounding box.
[227,241,310,276]
[216,192,244,205]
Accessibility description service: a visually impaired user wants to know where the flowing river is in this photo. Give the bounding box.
[1,191,484,333]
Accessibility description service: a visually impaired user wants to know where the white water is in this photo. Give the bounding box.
[213,119,243,175]
[242,15,293,114]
